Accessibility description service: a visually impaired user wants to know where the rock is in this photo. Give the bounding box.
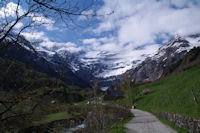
[141,89,151,96]
[132,104,137,109]
[51,100,56,104]
[157,112,200,133]
[128,36,192,83]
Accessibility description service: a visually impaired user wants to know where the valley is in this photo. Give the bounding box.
[1,34,200,133]
[1,0,200,133]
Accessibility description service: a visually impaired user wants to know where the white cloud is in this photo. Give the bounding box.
[0,2,58,31]
[28,13,57,31]
[14,22,24,29]
[95,0,200,47]
[22,31,82,53]
[31,15,54,24]
[0,2,25,18]
[83,38,98,44]
[78,9,94,21]
[82,37,119,52]
[21,31,45,42]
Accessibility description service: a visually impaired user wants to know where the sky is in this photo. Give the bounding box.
[1,0,200,76]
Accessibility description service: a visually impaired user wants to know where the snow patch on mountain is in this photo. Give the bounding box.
[186,36,200,47]
[151,35,200,61]
[69,61,80,72]
[97,62,132,78]
[128,34,200,84]
[36,47,55,56]
[30,33,200,86]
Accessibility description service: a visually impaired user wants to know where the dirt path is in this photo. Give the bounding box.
[125,109,177,133]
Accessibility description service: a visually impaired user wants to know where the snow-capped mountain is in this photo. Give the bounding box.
[1,31,199,89]
[127,34,200,83]
[36,34,200,87]
[0,35,90,88]
[38,45,148,87]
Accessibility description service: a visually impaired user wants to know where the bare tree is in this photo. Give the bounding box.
[0,0,104,50]
[84,79,108,133]
[121,73,137,106]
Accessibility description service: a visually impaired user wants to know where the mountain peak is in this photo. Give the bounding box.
[128,34,200,83]
[14,33,199,87]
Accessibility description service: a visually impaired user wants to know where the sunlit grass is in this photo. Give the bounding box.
[136,65,200,119]
[33,112,71,125]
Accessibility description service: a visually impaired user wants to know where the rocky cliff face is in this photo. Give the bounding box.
[162,46,200,77]
[128,34,200,83]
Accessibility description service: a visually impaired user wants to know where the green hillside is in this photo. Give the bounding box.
[134,65,200,119]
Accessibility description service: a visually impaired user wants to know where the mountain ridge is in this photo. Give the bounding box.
[1,33,199,88]
[126,34,200,83]
[0,39,90,88]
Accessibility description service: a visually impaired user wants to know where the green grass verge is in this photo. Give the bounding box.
[109,112,134,133]
[33,112,71,125]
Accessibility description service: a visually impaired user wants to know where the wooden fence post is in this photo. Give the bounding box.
[191,90,198,104]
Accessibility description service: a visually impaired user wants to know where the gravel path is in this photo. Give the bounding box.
[125,109,177,133]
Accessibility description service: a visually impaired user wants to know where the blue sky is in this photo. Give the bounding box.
[1,0,200,76]
[3,0,200,50]
[26,0,200,49]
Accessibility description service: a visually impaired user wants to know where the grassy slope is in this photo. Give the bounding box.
[135,65,200,119]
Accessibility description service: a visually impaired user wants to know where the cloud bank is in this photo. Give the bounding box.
[95,0,200,47]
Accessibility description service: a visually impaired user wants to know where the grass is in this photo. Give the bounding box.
[108,112,134,133]
[136,65,200,119]
[33,112,71,125]
[109,97,132,108]
[32,100,92,126]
